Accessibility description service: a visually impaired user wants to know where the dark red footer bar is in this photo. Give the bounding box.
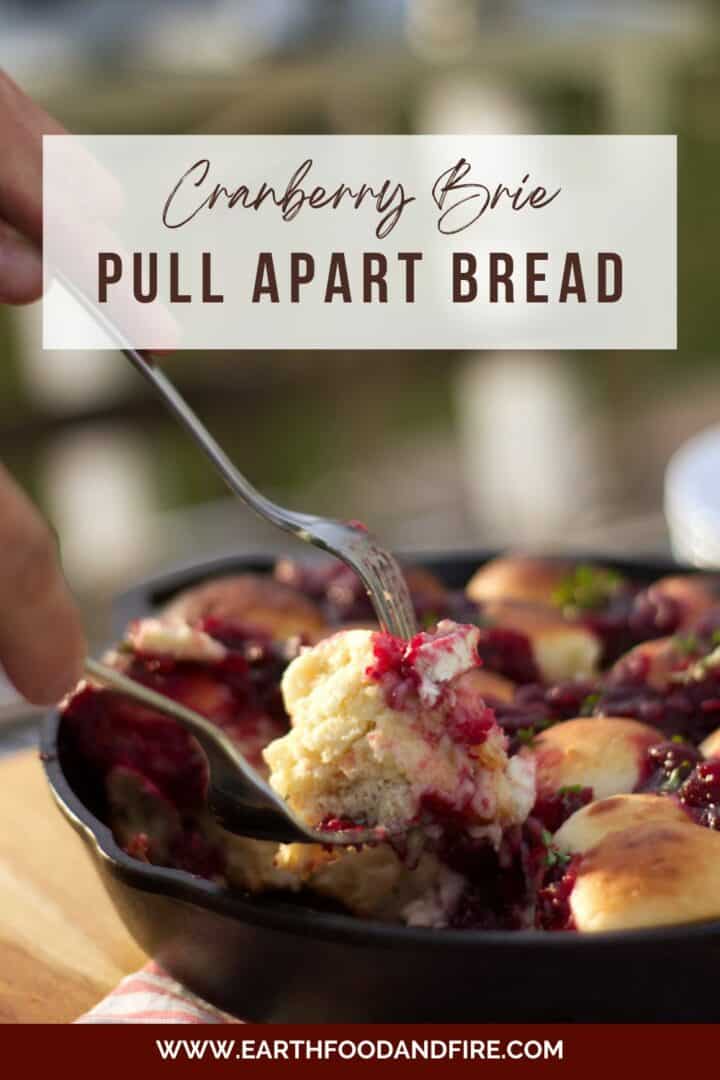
[0,1024,708,1078]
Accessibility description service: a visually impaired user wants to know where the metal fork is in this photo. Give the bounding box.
[123,349,417,640]
[59,274,418,844]
[56,270,416,639]
[57,272,417,640]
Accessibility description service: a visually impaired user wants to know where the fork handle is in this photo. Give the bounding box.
[122,349,302,538]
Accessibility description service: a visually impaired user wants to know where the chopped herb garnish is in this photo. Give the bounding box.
[673,633,700,657]
[517,727,537,747]
[552,565,623,613]
[421,611,440,630]
[713,629,720,647]
[557,785,584,796]
[660,766,688,794]
[671,734,686,744]
[580,693,600,716]
[671,644,720,685]
[541,829,571,869]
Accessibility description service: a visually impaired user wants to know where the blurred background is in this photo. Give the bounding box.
[1,0,719,733]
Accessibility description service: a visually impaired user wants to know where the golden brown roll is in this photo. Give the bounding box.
[453,666,516,704]
[486,601,602,682]
[570,821,720,932]
[401,567,450,608]
[554,792,690,854]
[648,574,720,628]
[533,716,662,800]
[466,555,575,607]
[701,727,720,759]
[608,636,680,691]
[163,573,327,640]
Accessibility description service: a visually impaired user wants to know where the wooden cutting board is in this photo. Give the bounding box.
[0,750,146,1023]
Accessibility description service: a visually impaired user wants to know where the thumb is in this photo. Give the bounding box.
[0,219,42,304]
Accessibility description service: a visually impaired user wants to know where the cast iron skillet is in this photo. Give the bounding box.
[42,551,720,1022]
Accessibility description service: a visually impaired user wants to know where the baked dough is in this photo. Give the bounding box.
[554,792,690,854]
[163,573,327,640]
[466,555,576,606]
[570,821,720,931]
[264,624,534,833]
[648,574,720,628]
[483,601,601,683]
[533,716,662,800]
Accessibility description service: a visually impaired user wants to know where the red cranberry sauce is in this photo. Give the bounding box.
[474,626,540,685]
[636,740,720,829]
[597,648,720,745]
[493,679,598,753]
[61,618,297,878]
[119,618,294,768]
[366,626,494,746]
[63,683,210,810]
[318,816,369,833]
[532,785,594,833]
[421,806,547,930]
[637,739,702,795]
[677,760,720,829]
[536,855,580,931]
[445,696,497,746]
[579,585,682,665]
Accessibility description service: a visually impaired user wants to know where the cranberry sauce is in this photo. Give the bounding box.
[637,739,703,795]
[366,625,494,745]
[532,786,594,833]
[492,679,597,753]
[536,855,580,931]
[551,564,682,665]
[120,618,294,768]
[578,585,682,665]
[596,655,720,745]
[474,627,540,685]
[443,821,547,931]
[677,761,720,829]
[61,618,299,879]
[636,739,720,829]
[63,683,210,811]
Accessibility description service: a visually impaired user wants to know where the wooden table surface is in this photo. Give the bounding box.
[0,749,146,1023]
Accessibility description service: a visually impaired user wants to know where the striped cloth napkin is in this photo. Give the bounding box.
[76,961,242,1024]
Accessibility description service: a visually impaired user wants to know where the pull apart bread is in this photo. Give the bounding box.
[59,555,720,933]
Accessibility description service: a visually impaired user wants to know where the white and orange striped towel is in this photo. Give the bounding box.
[76,961,242,1024]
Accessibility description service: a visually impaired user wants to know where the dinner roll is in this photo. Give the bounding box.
[608,636,680,691]
[264,625,534,833]
[485,602,601,682]
[554,793,690,854]
[570,822,720,932]
[453,666,516,704]
[163,574,327,640]
[275,842,462,924]
[701,727,720,759]
[649,574,720,628]
[533,716,662,800]
[466,555,575,606]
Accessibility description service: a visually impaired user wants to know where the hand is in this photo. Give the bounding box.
[0,70,85,702]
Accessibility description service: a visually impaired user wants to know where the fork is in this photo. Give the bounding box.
[58,273,418,844]
[123,348,418,640]
[57,272,417,640]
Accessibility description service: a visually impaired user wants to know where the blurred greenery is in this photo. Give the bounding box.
[3,8,719,563]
